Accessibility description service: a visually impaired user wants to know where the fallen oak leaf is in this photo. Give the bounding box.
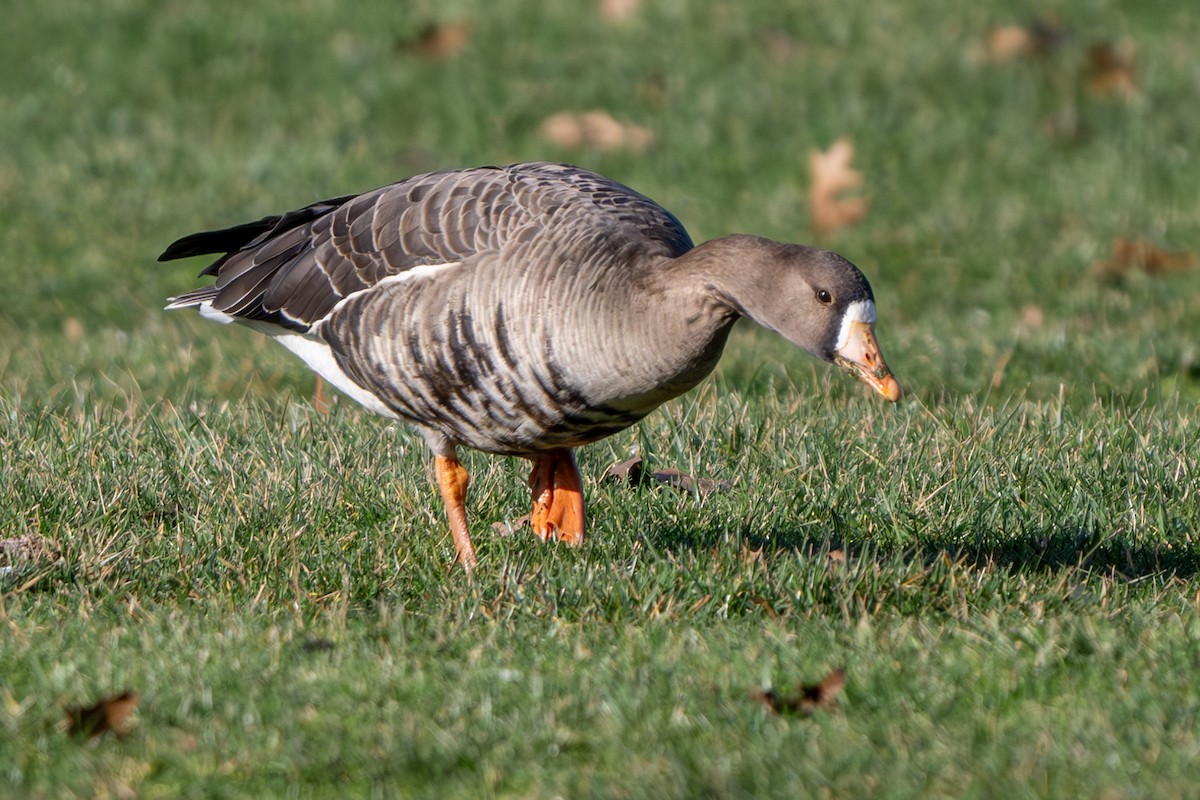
[753,668,846,716]
[65,691,139,739]
[808,138,868,236]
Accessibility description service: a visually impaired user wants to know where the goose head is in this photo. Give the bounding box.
[699,235,902,401]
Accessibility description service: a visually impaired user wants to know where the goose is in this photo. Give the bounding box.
[161,162,901,570]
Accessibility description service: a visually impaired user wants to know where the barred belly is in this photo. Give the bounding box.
[317,285,648,456]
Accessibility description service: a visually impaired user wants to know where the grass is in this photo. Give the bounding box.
[2,0,1199,796]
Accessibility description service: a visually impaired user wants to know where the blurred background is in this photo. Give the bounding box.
[1,0,1197,411]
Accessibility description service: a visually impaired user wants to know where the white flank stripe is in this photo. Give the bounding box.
[835,299,877,352]
[326,261,457,319]
[266,329,400,419]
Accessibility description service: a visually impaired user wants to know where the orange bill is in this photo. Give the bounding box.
[834,320,902,401]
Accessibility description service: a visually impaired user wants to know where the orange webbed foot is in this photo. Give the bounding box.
[528,448,586,546]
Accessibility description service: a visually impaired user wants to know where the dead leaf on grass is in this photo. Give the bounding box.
[1085,39,1138,100]
[1091,238,1199,280]
[808,138,868,236]
[753,668,846,716]
[602,456,728,496]
[985,26,1034,63]
[603,457,646,484]
[538,110,655,153]
[402,20,472,60]
[977,14,1070,64]
[65,691,139,739]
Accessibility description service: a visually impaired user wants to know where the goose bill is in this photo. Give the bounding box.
[834,320,902,402]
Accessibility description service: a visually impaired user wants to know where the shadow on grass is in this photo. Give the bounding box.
[646,520,1200,582]
[930,528,1200,582]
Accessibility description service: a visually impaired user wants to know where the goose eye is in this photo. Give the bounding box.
[816,289,833,305]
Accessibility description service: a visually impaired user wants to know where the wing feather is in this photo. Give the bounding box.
[161,163,693,333]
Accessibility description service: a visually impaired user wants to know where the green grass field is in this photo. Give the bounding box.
[3,0,1200,796]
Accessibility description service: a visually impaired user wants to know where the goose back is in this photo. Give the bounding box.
[163,162,694,333]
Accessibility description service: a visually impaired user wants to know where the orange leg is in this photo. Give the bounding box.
[528,448,586,545]
[313,376,331,414]
[434,453,477,571]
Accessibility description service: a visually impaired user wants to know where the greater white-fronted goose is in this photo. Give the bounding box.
[161,162,901,570]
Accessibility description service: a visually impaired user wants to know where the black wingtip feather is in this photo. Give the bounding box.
[157,217,280,262]
[158,195,359,263]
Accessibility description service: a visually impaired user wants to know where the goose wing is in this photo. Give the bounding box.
[160,162,693,333]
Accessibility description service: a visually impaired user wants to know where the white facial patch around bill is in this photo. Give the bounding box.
[835,299,877,353]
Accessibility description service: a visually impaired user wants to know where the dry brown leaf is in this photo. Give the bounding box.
[808,138,868,236]
[753,668,846,715]
[986,26,1034,62]
[603,457,646,484]
[602,456,728,496]
[1085,39,1137,100]
[599,0,641,23]
[1092,238,1199,280]
[749,595,780,618]
[978,14,1069,64]
[538,110,654,153]
[65,691,139,739]
[405,21,472,60]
